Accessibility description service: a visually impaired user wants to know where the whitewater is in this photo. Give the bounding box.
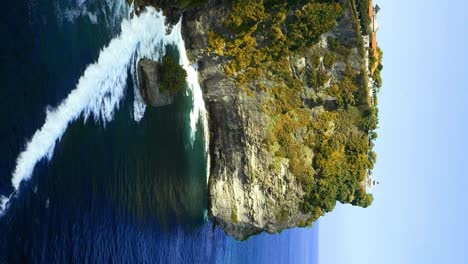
[0,7,209,215]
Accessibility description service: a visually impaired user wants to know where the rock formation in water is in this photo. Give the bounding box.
[138,58,174,107]
[134,0,382,240]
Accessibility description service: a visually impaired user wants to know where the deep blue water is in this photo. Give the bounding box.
[0,0,318,263]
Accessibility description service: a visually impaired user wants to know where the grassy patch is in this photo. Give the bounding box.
[231,208,239,224]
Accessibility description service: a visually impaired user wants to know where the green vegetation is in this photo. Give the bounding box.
[328,37,351,59]
[348,0,366,58]
[307,68,330,89]
[127,0,382,230]
[371,47,383,88]
[288,3,343,50]
[207,31,225,55]
[304,109,375,214]
[208,0,380,225]
[327,63,367,108]
[224,0,268,32]
[128,0,382,230]
[356,0,371,34]
[323,51,336,69]
[158,55,187,93]
[277,209,289,224]
[231,208,239,224]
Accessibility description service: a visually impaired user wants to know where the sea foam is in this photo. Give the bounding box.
[1,7,209,216]
[174,24,210,182]
[10,8,170,191]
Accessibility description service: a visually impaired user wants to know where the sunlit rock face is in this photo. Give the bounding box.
[139,0,371,240]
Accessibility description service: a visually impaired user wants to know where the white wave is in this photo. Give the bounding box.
[0,195,8,215]
[131,51,147,122]
[55,0,127,27]
[9,7,175,192]
[102,0,129,30]
[76,0,87,7]
[63,8,98,24]
[2,7,211,215]
[174,22,210,183]
[87,12,98,24]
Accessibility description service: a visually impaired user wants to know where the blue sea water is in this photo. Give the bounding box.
[0,0,318,263]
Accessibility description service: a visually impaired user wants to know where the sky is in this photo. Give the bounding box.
[319,0,468,263]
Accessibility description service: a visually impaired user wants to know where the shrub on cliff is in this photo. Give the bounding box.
[360,107,379,131]
[158,55,187,93]
[352,193,374,208]
[288,3,343,50]
[327,77,358,107]
[224,0,267,32]
[328,37,351,59]
[207,0,378,226]
[356,0,372,34]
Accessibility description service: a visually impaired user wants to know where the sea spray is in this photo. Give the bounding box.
[1,7,210,215]
[0,8,167,215]
[173,22,210,183]
[55,0,127,29]
[0,196,8,214]
[10,8,173,190]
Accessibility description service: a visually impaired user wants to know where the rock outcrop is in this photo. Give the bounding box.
[181,1,312,240]
[181,0,362,240]
[138,58,174,107]
[140,0,365,240]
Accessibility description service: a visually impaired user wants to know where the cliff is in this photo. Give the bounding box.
[135,0,380,240]
[183,1,313,240]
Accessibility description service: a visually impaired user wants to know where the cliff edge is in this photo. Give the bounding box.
[134,0,381,240]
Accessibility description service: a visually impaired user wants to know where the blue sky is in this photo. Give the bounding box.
[319,0,468,263]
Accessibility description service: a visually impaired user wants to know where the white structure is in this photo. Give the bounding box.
[362,35,370,48]
[367,177,379,189]
[363,35,370,70]
[366,170,379,190]
[370,5,381,33]
[362,4,382,105]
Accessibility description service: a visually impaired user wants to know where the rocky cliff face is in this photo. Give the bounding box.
[182,0,363,240]
[139,0,363,240]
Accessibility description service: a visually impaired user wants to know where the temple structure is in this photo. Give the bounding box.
[356,1,381,191]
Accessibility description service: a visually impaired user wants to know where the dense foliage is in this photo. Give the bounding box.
[370,47,383,88]
[288,3,343,50]
[356,0,371,34]
[208,0,380,225]
[158,55,187,93]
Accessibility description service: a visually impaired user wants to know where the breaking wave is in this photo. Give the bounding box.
[1,7,208,215]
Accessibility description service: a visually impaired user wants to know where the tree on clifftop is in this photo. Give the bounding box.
[353,193,374,208]
[288,2,343,50]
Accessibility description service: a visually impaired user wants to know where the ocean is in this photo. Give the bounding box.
[0,0,318,263]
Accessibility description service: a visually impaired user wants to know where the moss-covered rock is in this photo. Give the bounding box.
[158,55,187,93]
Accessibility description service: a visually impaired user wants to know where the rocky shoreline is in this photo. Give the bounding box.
[135,0,369,240]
